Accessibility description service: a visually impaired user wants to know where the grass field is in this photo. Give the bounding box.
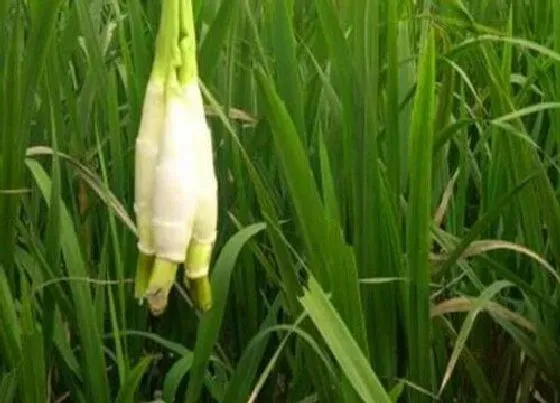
[1,0,560,402]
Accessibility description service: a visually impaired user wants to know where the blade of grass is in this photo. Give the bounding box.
[26,159,110,403]
[185,222,267,403]
[299,275,391,403]
[222,295,282,403]
[115,355,154,403]
[406,26,436,401]
[163,355,194,403]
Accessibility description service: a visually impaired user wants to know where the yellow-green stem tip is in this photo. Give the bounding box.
[145,258,178,316]
[134,252,155,302]
[189,276,212,312]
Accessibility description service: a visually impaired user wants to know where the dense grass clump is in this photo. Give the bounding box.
[1,0,560,402]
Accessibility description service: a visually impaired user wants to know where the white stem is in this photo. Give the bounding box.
[152,81,212,262]
[186,84,218,279]
[134,78,166,255]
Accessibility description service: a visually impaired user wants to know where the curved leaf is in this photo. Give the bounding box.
[185,222,267,403]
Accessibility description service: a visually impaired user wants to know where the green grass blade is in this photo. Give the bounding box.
[255,66,368,353]
[299,275,391,403]
[386,0,401,210]
[19,281,46,403]
[26,159,110,403]
[0,270,21,366]
[406,26,436,400]
[115,355,154,403]
[438,280,513,395]
[255,67,328,283]
[163,355,193,403]
[270,0,305,137]
[222,296,282,403]
[0,371,16,403]
[199,0,240,80]
[185,222,267,403]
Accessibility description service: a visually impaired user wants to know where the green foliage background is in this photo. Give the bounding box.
[1,0,559,402]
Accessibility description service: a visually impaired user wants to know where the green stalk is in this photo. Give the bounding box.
[178,0,214,312]
[152,0,181,83]
[138,0,182,311]
[178,0,198,86]
[406,27,436,402]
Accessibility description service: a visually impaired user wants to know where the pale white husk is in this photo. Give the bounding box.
[152,81,217,264]
[134,79,166,255]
